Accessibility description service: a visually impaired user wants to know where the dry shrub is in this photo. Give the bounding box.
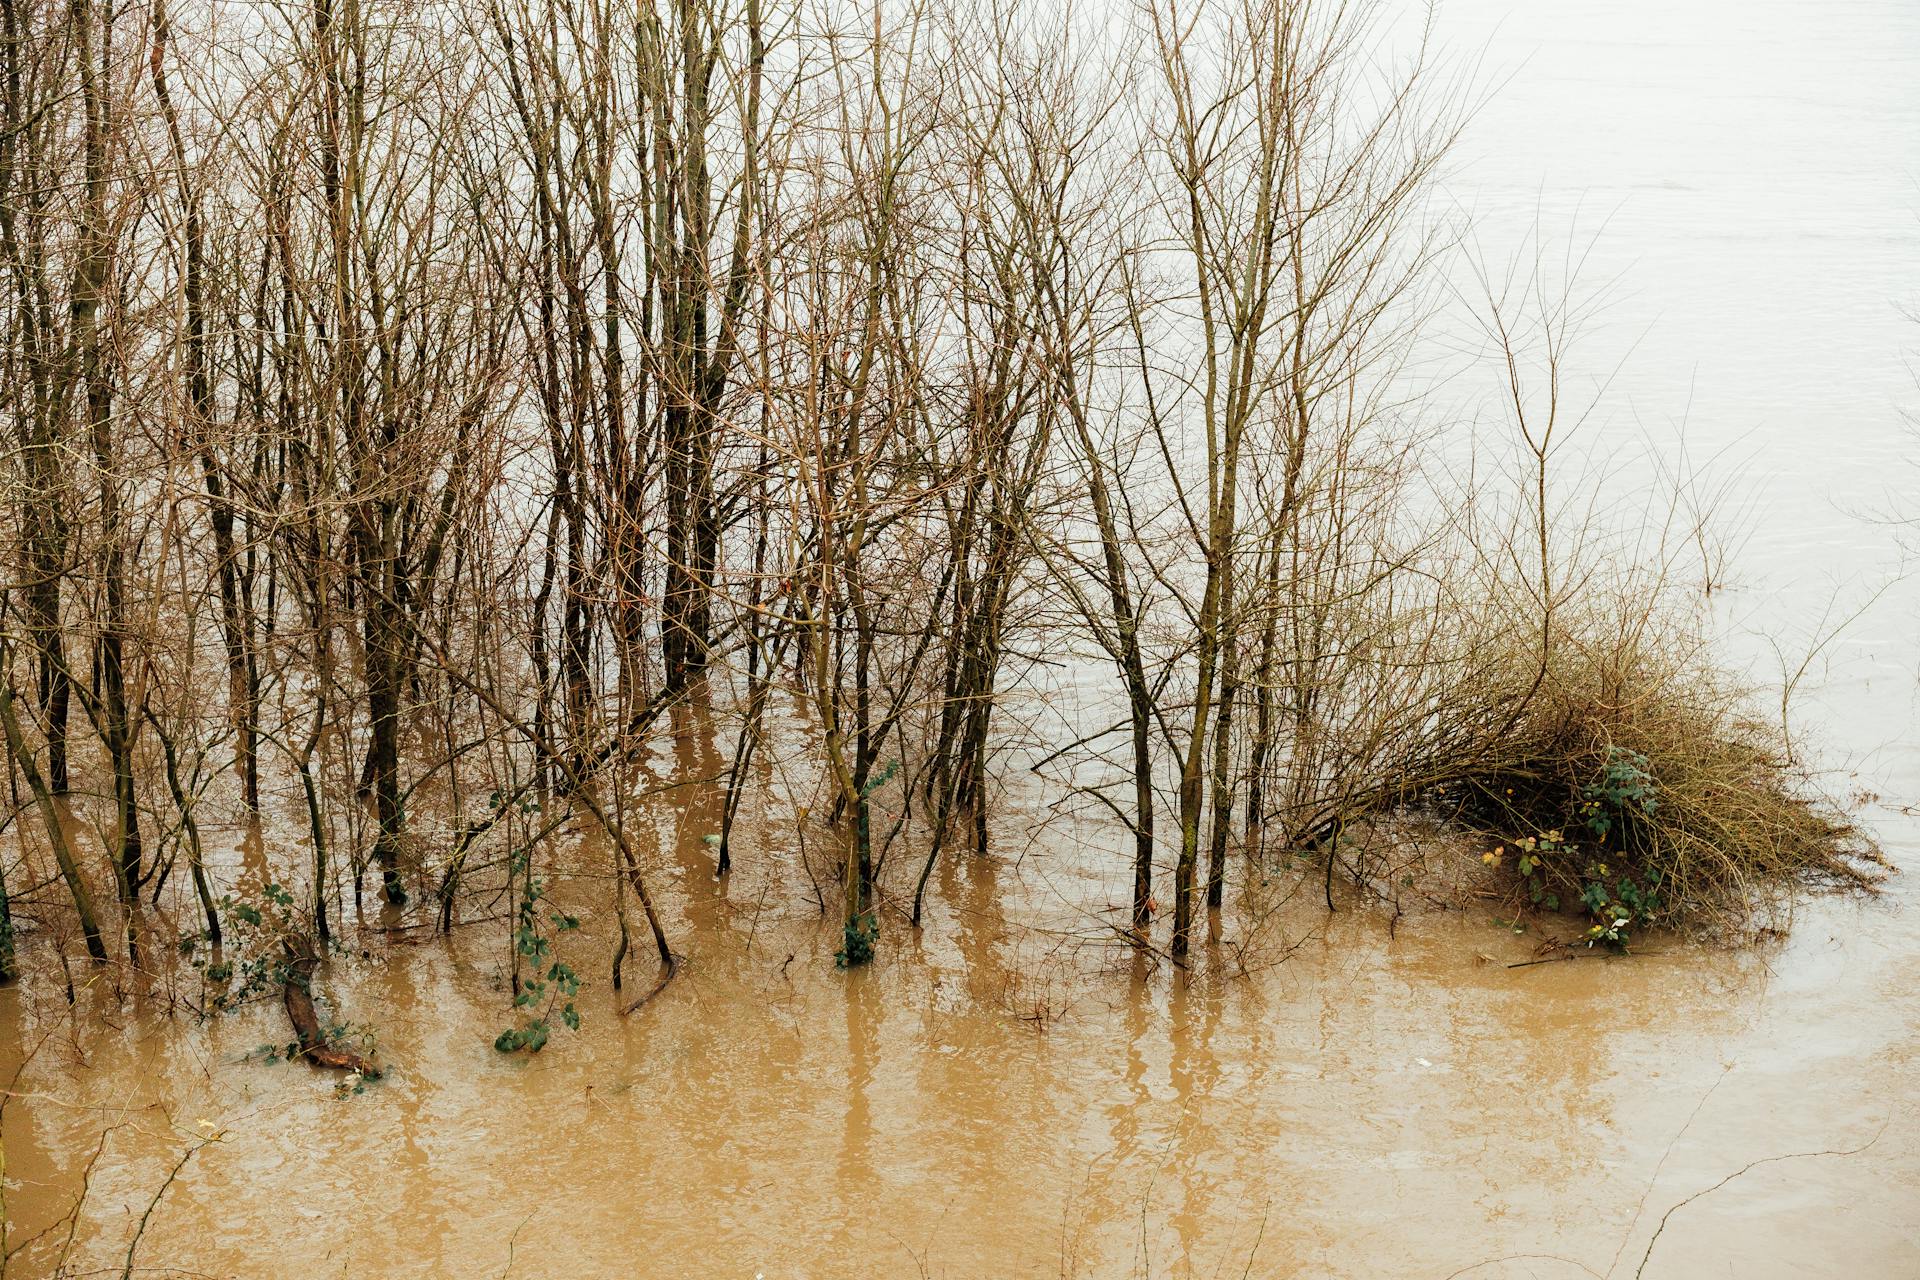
[1441,579,1885,937]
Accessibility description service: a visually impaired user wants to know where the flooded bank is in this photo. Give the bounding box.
[3,793,1916,1278]
[7,0,1920,1275]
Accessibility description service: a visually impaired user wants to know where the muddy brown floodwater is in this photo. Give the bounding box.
[7,0,1920,1276]
[2,784,1917,1279]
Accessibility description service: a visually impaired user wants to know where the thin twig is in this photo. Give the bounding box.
[1633,1123,1887,1278]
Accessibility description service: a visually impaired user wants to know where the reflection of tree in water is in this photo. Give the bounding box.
[828,963,879,1263]
[661,703,733,939]
[1071,970,1249,1277]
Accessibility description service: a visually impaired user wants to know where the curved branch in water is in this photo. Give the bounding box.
[281,938,382,1077]
[620,953,681,1017]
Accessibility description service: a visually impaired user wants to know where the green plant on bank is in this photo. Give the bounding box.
[494,840,581,1054]
[1487,833,1662,950]
[1569,746,1664,946]
[1486,758,1666,950]
[179,882,385,1076]
[1582,746,1657,842]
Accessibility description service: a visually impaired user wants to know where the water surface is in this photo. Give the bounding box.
[5,2,1920,1276]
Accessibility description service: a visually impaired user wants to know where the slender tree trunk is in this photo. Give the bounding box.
[73,0,142,900]
[1205,615,1243,909]
[0,664,106,960]
[152,0,257,811]
[148,709,219,943]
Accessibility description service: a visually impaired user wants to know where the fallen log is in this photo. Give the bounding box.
[282,938,383,1077]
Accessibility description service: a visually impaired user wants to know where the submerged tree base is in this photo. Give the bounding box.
[281,939,382,1078]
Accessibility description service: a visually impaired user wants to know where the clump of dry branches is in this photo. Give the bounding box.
[1443,575,1883,937]
[1392,240,1889,940]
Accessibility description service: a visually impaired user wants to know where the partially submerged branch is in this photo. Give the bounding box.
[280,937,381,1078]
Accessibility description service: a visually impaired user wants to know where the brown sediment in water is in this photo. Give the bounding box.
[3,1,1920,1274]
[2,709,1916,1279]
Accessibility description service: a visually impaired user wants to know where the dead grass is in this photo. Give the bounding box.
[1438,583,1885,936]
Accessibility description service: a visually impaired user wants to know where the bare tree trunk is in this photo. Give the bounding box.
[0,655,106,960]
[0,0,72,797]
[151,0,258,811]
[1205,627,1239,910]
[72,0,143,901]
[147,708,220,943]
